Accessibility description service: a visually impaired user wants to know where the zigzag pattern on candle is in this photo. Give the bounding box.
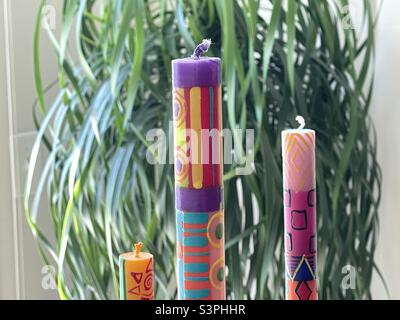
[173,86,222,189]
[282,131,316,193]
[282,130,317,300]
[176,210,225,300]
[173,85,225,300]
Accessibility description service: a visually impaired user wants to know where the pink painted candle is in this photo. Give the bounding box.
[281,116,318,300]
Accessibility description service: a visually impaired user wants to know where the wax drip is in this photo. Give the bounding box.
[295,115,305,130]
[133,242,143,257]
[192,39,212,59]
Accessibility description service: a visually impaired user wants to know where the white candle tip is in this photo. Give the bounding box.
[203,38,212,48]
[192,39,212,59]
[295,115,305,130]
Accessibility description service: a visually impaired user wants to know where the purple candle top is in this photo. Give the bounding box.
[172,39,221,88]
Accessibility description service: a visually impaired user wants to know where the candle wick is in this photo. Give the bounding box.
[192,39,212,59]
[133,242,143,257]
[295,115,305,130]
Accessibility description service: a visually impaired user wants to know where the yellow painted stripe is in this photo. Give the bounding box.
[175,88,186,147]
[190,87,202,189]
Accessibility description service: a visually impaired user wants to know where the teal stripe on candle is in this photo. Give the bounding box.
[178,258,184,300]
[176,210,183,244]
[183,228,207,234]
[185,251,210,256]
[185,276,209,282]
[184,212,208,224]
[184,235,208,247]
[119,256,126,300]
[185,289,210,299]
[184,262,208,273]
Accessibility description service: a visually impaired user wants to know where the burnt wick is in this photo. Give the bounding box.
[192,39,212,59]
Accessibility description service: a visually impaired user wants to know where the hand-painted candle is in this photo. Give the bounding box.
[119,242,154,300]
[281,116,317,300]
[172,39,225,300]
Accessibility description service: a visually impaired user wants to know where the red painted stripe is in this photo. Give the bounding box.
[183,255,209,263]
[184,88,193,188]
[182,223,208,229]
[183,232,207,238]
[184,271,209,278]
[201,87,210,130]
[213,85,221,186]
[201,87,212,187]
[208,88,214,187]
[182,246,209,253]
[184,280,211,290]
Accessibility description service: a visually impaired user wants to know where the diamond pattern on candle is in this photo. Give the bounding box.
[295,281,312,300]
[283,132,315,192]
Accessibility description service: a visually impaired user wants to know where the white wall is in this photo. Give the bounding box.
[0,0,59,299]
[0,0,18,300]
[370,0,400,300]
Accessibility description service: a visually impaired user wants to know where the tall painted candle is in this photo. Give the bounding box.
[171,39,225,300]
[281,116,318,300]
[119,242,154,300]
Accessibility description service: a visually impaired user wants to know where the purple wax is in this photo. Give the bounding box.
[172,57,221,88]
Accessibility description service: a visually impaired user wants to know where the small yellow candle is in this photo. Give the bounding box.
[119,242,154,300]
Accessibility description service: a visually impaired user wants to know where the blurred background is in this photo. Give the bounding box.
[0,0,399,299]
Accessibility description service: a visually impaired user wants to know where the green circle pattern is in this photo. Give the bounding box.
[215,223,223,240]
[217,267,224,282]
